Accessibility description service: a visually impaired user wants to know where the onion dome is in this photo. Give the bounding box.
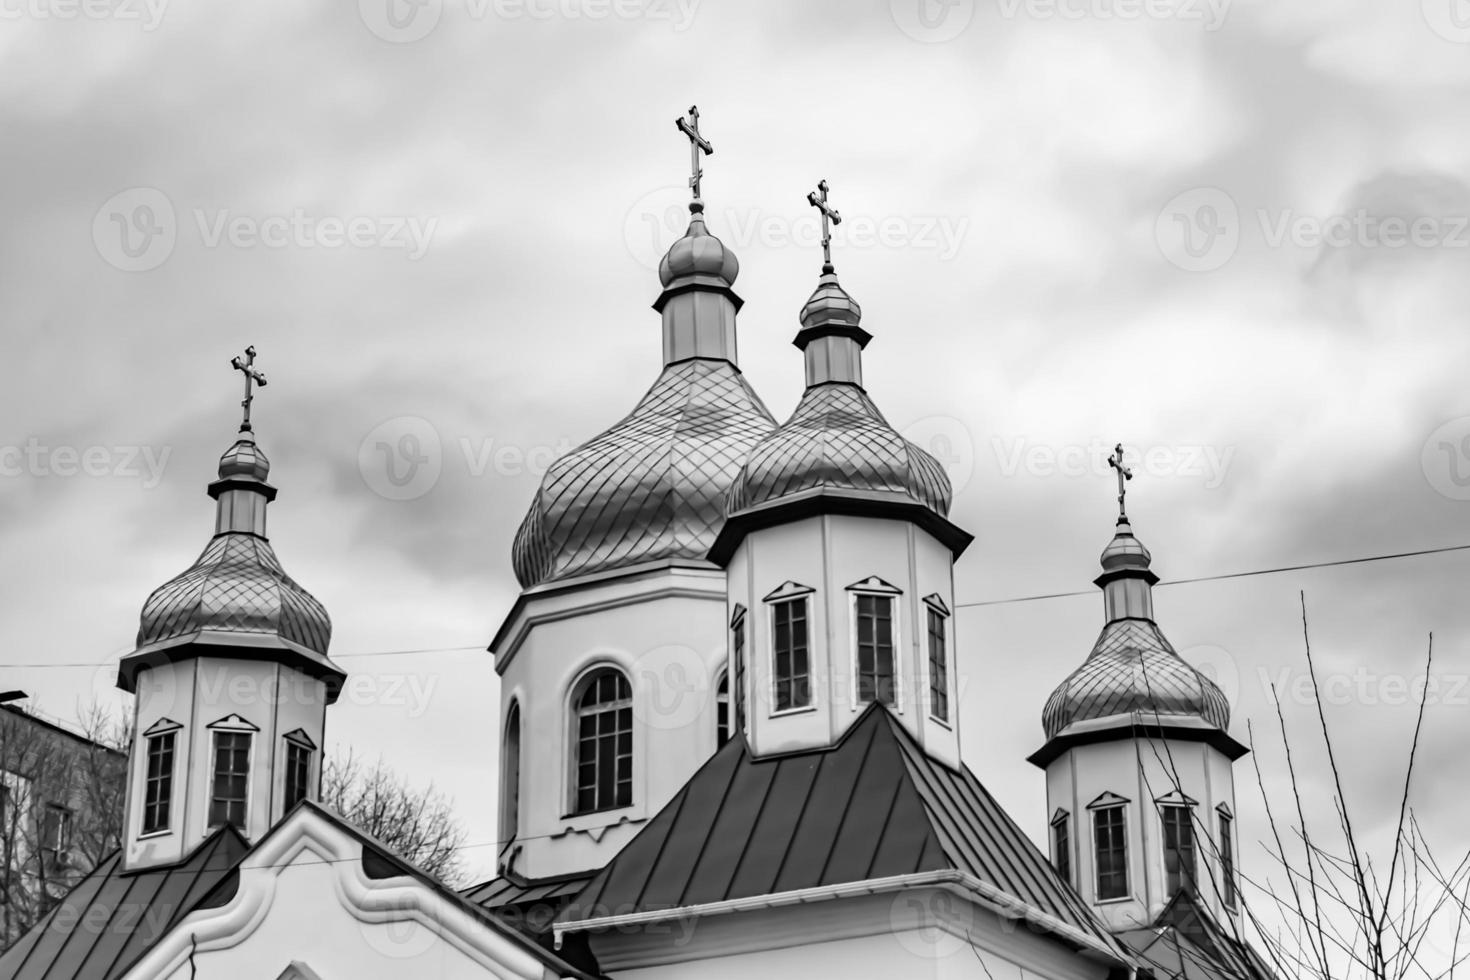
[658,206,739,288]
[120,428,343,700]
[512,201,775,588]
[1040,518,1229,740]
[727,270,951,518]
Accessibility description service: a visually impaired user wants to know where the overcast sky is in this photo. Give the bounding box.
[5,0,1470,915]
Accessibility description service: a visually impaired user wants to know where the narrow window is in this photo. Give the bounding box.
[502,703,521,841]
[40,804,71,863]
[733,617,747,734]
[856,594,895,705]
[284,740,313,813]
[715,672,731,747]
[772,597,811,711]
[1052,812,1071,885]
[573,669,632,814]
[143,730,176,834]
[1219,811,1236,908]
[1162,805,1196,898]
[927,607,949,722]
[1094,805,1129,900]
[209,731,251,829]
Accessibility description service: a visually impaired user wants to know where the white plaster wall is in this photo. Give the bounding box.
[125,657,327,869]
[495,567,728,881]
[728,514,961,765]
[1045,736,1239,930]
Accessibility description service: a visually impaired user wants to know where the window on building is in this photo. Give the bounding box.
[1161,804,1196,898]
[143,730,176,834]
[502,703,521,841]
[284,739,313,813]
[1052,811,1071,886]
[855,593,896,705]
[715,671,731,747]
[927,606,949,722]
[209,731,252,830]
[573,669,632,814]
[1219,810,1236,908]
[771,597,812,711]
[40,804,71,863]
[732,613,747,735]
[1094,805,1129,900]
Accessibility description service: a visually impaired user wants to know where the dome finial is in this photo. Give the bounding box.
[1107,442,1132,524]
[806,179,841,274]
[675,105,714,213]
[230,345,267,434]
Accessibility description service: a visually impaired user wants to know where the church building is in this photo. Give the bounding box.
[0,108,1273,980]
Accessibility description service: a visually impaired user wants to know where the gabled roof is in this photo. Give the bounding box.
[1118,889,1276,980]
[0,826,248,980]
[463,868,598,912]
[557,705,1128,961]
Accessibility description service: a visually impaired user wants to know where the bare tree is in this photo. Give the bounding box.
[0,703,127,952]
[1134,594,1470,980]
[320,749,467,885]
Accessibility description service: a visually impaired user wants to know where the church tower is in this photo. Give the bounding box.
[490,108,776,882]
[116,348,345,870]
[710,180,972,764]
[1029,453,1247,931]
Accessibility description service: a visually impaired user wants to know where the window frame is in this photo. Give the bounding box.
[282,732,315,815]
[1090,798,1131,902]
[501,701,522,842]
[39,803,72,863]
[568,666,634,817]
[1218,805,1237,909]
[207,728,254,831]
[849,580,901,711]
[1160,803,1197,900]
[715,669,731,747]
[769,595,814,715]
[142,728,177,836]
[731,605,748,736]
[1051,809,1072,886]
[923,596,950,724]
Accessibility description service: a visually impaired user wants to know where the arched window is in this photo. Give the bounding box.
[502,701,521,842]
[572,669,632,814]
[715,670,730,747]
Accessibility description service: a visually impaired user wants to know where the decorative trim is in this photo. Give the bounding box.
[729,602,747,629]
[1050,808,1070,826]
[1087,790,1130,810]
[762,580,814,603]
[1154,789,1199,807]
[849,589,901,714]
[206,714,260,733]
[921,593,950,615]
[1216,801,1233,818]
[143,717,183,737]
[845,575,902,595]
[282,728,316,750]
[275,962,324,980]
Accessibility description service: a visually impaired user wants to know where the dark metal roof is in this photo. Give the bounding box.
[0,826,248,980]
[558,705,1126,959]
[462,869,597,911]
[1117,890,1276,980]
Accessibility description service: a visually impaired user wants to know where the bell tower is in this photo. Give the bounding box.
[117,348,345,870]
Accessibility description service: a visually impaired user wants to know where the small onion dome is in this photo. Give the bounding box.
[658,208,739,288]
[798,270,863,332]
[1041,620,1231,738]
[135,533,333,659]
[1100,517,1152,573]
[216,434,270,482]
[727,384,952,516]
[512,359,776,587]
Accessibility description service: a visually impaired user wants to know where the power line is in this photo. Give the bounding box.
[6,543,1470,671]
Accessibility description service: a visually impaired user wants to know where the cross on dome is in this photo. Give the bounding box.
[806,179,842,273]
[230,345,268,433]
[675,105,714,210]
[1108,442,1132,521]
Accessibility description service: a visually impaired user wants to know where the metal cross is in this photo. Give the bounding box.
[230,345,267,433]
[1108,443,1132,520]
[806,179,842,273]
[675,105,714,206]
